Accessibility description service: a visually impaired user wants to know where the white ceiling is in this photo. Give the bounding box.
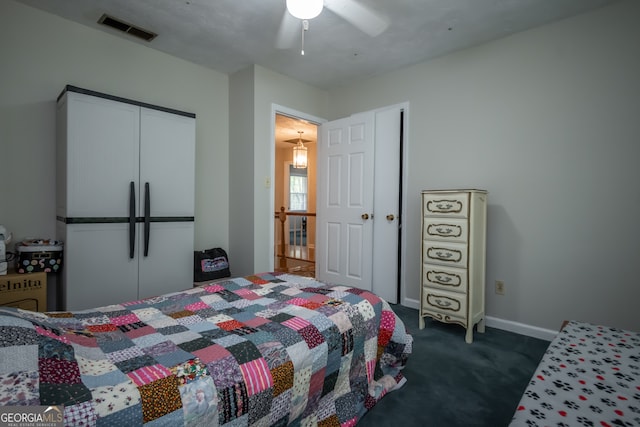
[15,0,620,91]
[13,0,620,145]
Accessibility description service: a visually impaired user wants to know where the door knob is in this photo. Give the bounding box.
[386,214,395,221]
[361,213,369,220]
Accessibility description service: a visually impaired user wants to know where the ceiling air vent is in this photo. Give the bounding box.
[98,14,157,42]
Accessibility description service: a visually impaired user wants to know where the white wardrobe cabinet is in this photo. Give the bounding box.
[419,189,487,343]
[56,86,195,310]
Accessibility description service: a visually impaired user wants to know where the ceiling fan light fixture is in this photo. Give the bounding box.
[286,0,323,20]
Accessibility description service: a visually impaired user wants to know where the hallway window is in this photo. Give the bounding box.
[289,165,307,211]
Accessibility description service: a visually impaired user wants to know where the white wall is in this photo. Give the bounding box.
[326,0,640,332]
[228,65,328,276]
[0,1,230,300]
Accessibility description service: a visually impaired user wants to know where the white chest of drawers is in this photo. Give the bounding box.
[419,189,488,343]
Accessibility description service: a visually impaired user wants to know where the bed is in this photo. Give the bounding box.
[0,272,412,426]
[510,320,640,426]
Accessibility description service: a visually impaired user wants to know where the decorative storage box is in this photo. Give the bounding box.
[16,239,64,273]
[0,270,47,311]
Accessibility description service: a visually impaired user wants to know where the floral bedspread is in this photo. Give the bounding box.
[0,272,412,426]
[510,320,640,426]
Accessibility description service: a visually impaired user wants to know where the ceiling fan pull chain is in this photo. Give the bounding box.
[301,19,309,55]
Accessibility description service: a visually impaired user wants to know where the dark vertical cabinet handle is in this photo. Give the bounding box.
[144,182,150,257]
[129,181,135,259]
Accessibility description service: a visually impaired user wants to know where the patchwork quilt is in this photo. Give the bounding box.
[0,272,412,426]
[510,321,640,427]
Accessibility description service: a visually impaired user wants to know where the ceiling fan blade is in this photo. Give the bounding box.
[276,9,299,49]
[324,0,388,37]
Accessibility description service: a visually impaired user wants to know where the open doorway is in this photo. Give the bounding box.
[273,113,318,277]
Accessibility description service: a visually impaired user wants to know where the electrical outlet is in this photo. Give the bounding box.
[495,280,505,295]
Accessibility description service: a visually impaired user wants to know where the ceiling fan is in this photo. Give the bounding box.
[276,0,389,53]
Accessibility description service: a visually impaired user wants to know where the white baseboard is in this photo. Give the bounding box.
[485,317,556,341]
[401,298,556,342]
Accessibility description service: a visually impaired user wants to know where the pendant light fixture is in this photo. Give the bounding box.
[292,131,308,169]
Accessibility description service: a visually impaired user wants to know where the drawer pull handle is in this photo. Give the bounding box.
[436,251,452,259]
[435,275,451,283]
[436,227,453,234]
[435,299,451,307]
[436,203,453,210]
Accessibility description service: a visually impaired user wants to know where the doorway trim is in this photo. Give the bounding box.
[269,104,325,272]
[269,102,410,307]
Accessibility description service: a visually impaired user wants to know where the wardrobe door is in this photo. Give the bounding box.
[139,107,195,218]
[62,223,139,310]
[138,107,195,296]
[64,92,140,218]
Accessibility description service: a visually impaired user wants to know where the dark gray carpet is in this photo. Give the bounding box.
[359,305,550,427]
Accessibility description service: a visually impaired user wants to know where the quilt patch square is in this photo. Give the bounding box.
[0,371,39,405]
[218,319,245,331]
[107,345,146,364]
[141,339,179,357]
[206,355,243,389]
[218,381,249,423]
[240,358,273,395]
[0,345,37,374]
[124,325,155,339]
[179,377,218,424]
[0,326,37,347]
[87,323,118,333]
[63,400,97,426]
[192,343,231,363]
[114,354,158,374]
[175,315,203,327]
[299,324,326,349]
[138,375,182,423]
[39,382,92,406]
[248,388,274,424]
[282,317,310,331]
[240,313,267,326]
[184,301,209,311]
[271,360,294,397]
[154,348,194,367]
[127,363,171,386]
[111,313,141,326]
[178,337,213,353]
[39,357,82,384]
[227,341,262,364]
[272,326,303,347]
[269,389,292,425]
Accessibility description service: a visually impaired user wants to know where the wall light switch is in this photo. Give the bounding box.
[264,177,271,188]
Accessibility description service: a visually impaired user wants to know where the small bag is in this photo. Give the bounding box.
[194,247,230,282]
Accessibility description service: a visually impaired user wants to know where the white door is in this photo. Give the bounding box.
[317,107,403,302]
[317,112,375,290]
[372,107,402,303]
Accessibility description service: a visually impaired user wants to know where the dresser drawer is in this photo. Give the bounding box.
[423,263,468,292]
[423,217,468,243]
[423,241,468,268]
[421,287,467,321]
[423,192,469,218]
